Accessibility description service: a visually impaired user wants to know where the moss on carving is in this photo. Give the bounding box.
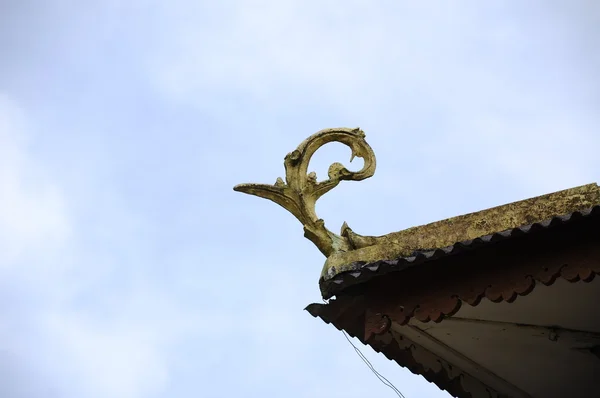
[234,127,376,257]
[233,127,600,283]
[323,183,600,279]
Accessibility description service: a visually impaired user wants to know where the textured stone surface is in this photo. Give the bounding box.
[322,183,600,279]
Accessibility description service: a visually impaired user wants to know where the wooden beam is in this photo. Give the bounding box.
[391,323,533,398]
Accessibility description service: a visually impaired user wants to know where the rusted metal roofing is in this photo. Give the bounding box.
[320,205,600,299]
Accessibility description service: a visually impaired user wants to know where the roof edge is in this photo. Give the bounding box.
[321,183,600,283]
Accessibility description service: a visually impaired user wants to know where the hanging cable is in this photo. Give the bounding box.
[323,299,407,398]
[340,329,407,398]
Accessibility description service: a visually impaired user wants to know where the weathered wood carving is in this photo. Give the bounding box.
[234,127,376,257]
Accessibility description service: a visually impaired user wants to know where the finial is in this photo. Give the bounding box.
[233,127,376,257]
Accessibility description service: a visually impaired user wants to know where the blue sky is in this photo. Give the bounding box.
[1,1,599,397]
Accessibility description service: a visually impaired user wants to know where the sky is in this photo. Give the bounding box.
[1,1,599,397]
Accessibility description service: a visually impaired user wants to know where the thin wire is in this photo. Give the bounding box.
[340,330,407,398]
[323,299,407,398]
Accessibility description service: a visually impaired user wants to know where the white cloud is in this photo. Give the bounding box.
[0,94,70,269]
[43,303,169,398]
[0,94,194,398]
[0,93,75,396]
[150,1,450,106]
[148,0,600,197]
[2,2,599,398]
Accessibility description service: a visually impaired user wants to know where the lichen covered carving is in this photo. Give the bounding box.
[233,127,376,257]
[235,127,600,283]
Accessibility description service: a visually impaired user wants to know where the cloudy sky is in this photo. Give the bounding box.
[1,1,599,397]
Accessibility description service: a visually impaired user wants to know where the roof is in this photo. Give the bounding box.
[306,206,600,397]
[234,129,600,398]
[233,127,600,299]
[321,202,600,299]
[320,183,600,298]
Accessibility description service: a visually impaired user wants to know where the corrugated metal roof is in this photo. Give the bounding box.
[320,205,600,299]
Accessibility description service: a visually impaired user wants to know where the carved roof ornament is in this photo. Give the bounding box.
[233,127,376,257]
[236,129,600,398]
[235,128,600,288]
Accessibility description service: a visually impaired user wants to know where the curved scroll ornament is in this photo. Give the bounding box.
[233,127,376,257]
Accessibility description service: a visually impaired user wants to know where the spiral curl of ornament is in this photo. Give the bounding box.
[233,127,376,257]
